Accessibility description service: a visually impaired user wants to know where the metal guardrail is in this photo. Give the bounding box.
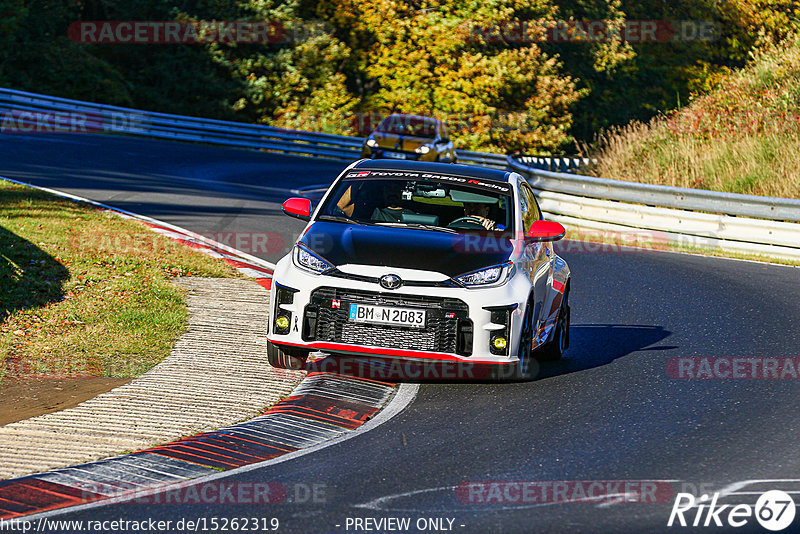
[0,87,507,169]
[512,155,800,222]
[508,155,800,261]
[1,87,797,261]
[515,155,595,174]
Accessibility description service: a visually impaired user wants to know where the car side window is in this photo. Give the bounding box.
[440,124,449,143]
[518,183,540,234]
[524,184,542,220]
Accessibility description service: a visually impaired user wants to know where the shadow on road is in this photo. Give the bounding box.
[534,323,675,380]
[303,323,675,384]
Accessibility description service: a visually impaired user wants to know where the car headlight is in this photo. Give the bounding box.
[366,138,378,148]
[293,245,334,274]
[415,145,431,154]
[455,261,513,287]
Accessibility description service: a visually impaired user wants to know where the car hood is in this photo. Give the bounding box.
[371,132,433,151]
[299,222,513,278]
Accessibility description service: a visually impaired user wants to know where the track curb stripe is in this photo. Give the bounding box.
[0,373,397,519]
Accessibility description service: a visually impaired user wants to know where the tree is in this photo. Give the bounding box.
[313,0,583,153]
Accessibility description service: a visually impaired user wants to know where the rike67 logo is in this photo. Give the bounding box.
[669,490,796,531]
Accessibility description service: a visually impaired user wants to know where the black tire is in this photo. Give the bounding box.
[535,285,570,362]
[514,297,539,380]
[267,340,308,370]
[492,297,538,381]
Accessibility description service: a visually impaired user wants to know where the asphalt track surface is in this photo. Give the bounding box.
[0,132,336,262]
[2,132,800,533]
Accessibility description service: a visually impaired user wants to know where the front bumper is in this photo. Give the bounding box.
[268,258,531,364]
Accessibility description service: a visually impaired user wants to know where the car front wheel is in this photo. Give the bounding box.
[535,284,570,362]
[515,297,539,380]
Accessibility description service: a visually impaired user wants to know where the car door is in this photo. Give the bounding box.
[518,181,553,341]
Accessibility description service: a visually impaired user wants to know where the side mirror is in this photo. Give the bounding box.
[282,198,312,221]
[527,220,566,242]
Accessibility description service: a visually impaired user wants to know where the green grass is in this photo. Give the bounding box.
[586,34,800,199]
[0,180,240,382]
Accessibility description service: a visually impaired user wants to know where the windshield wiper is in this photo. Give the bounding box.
[374,222,457,233]
[317,215,370,225]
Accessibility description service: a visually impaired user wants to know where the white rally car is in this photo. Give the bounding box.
[267,160,570,378]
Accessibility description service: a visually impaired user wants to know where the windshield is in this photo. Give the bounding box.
[318,174,513,233]
[375,116,438,138]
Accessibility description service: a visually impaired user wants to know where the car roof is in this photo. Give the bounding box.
[382,114,440,124]
[350,159,514,183]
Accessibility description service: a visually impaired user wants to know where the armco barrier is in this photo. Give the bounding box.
[1,87,797,261]
[508,155,800,261]
[0,88,508,168]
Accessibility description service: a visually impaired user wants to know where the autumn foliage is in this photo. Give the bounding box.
[0,0,797,154]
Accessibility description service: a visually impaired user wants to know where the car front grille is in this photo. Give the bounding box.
[304,287,473,356]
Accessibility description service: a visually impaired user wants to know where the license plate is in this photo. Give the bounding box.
[383,151,406,159]
[349,304,426,328]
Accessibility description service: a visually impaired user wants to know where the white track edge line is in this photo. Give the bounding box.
[0,175,276,271]
[20,382,419,521]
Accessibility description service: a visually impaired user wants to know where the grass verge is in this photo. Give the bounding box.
[586,34,800,199]
[0,179,240,383]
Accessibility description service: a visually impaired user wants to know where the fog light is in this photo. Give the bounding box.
[491,336,507,350]
[275,315,290,332]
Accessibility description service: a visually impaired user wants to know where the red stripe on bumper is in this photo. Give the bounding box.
[270,339,510,365]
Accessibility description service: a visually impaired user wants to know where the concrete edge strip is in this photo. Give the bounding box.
[0,175,276,287]
[0,377,411,519]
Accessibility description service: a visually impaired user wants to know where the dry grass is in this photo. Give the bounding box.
[0,180,240,383]
[587,34,800,199]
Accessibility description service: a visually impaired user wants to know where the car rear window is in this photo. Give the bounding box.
[376,116,438,138]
